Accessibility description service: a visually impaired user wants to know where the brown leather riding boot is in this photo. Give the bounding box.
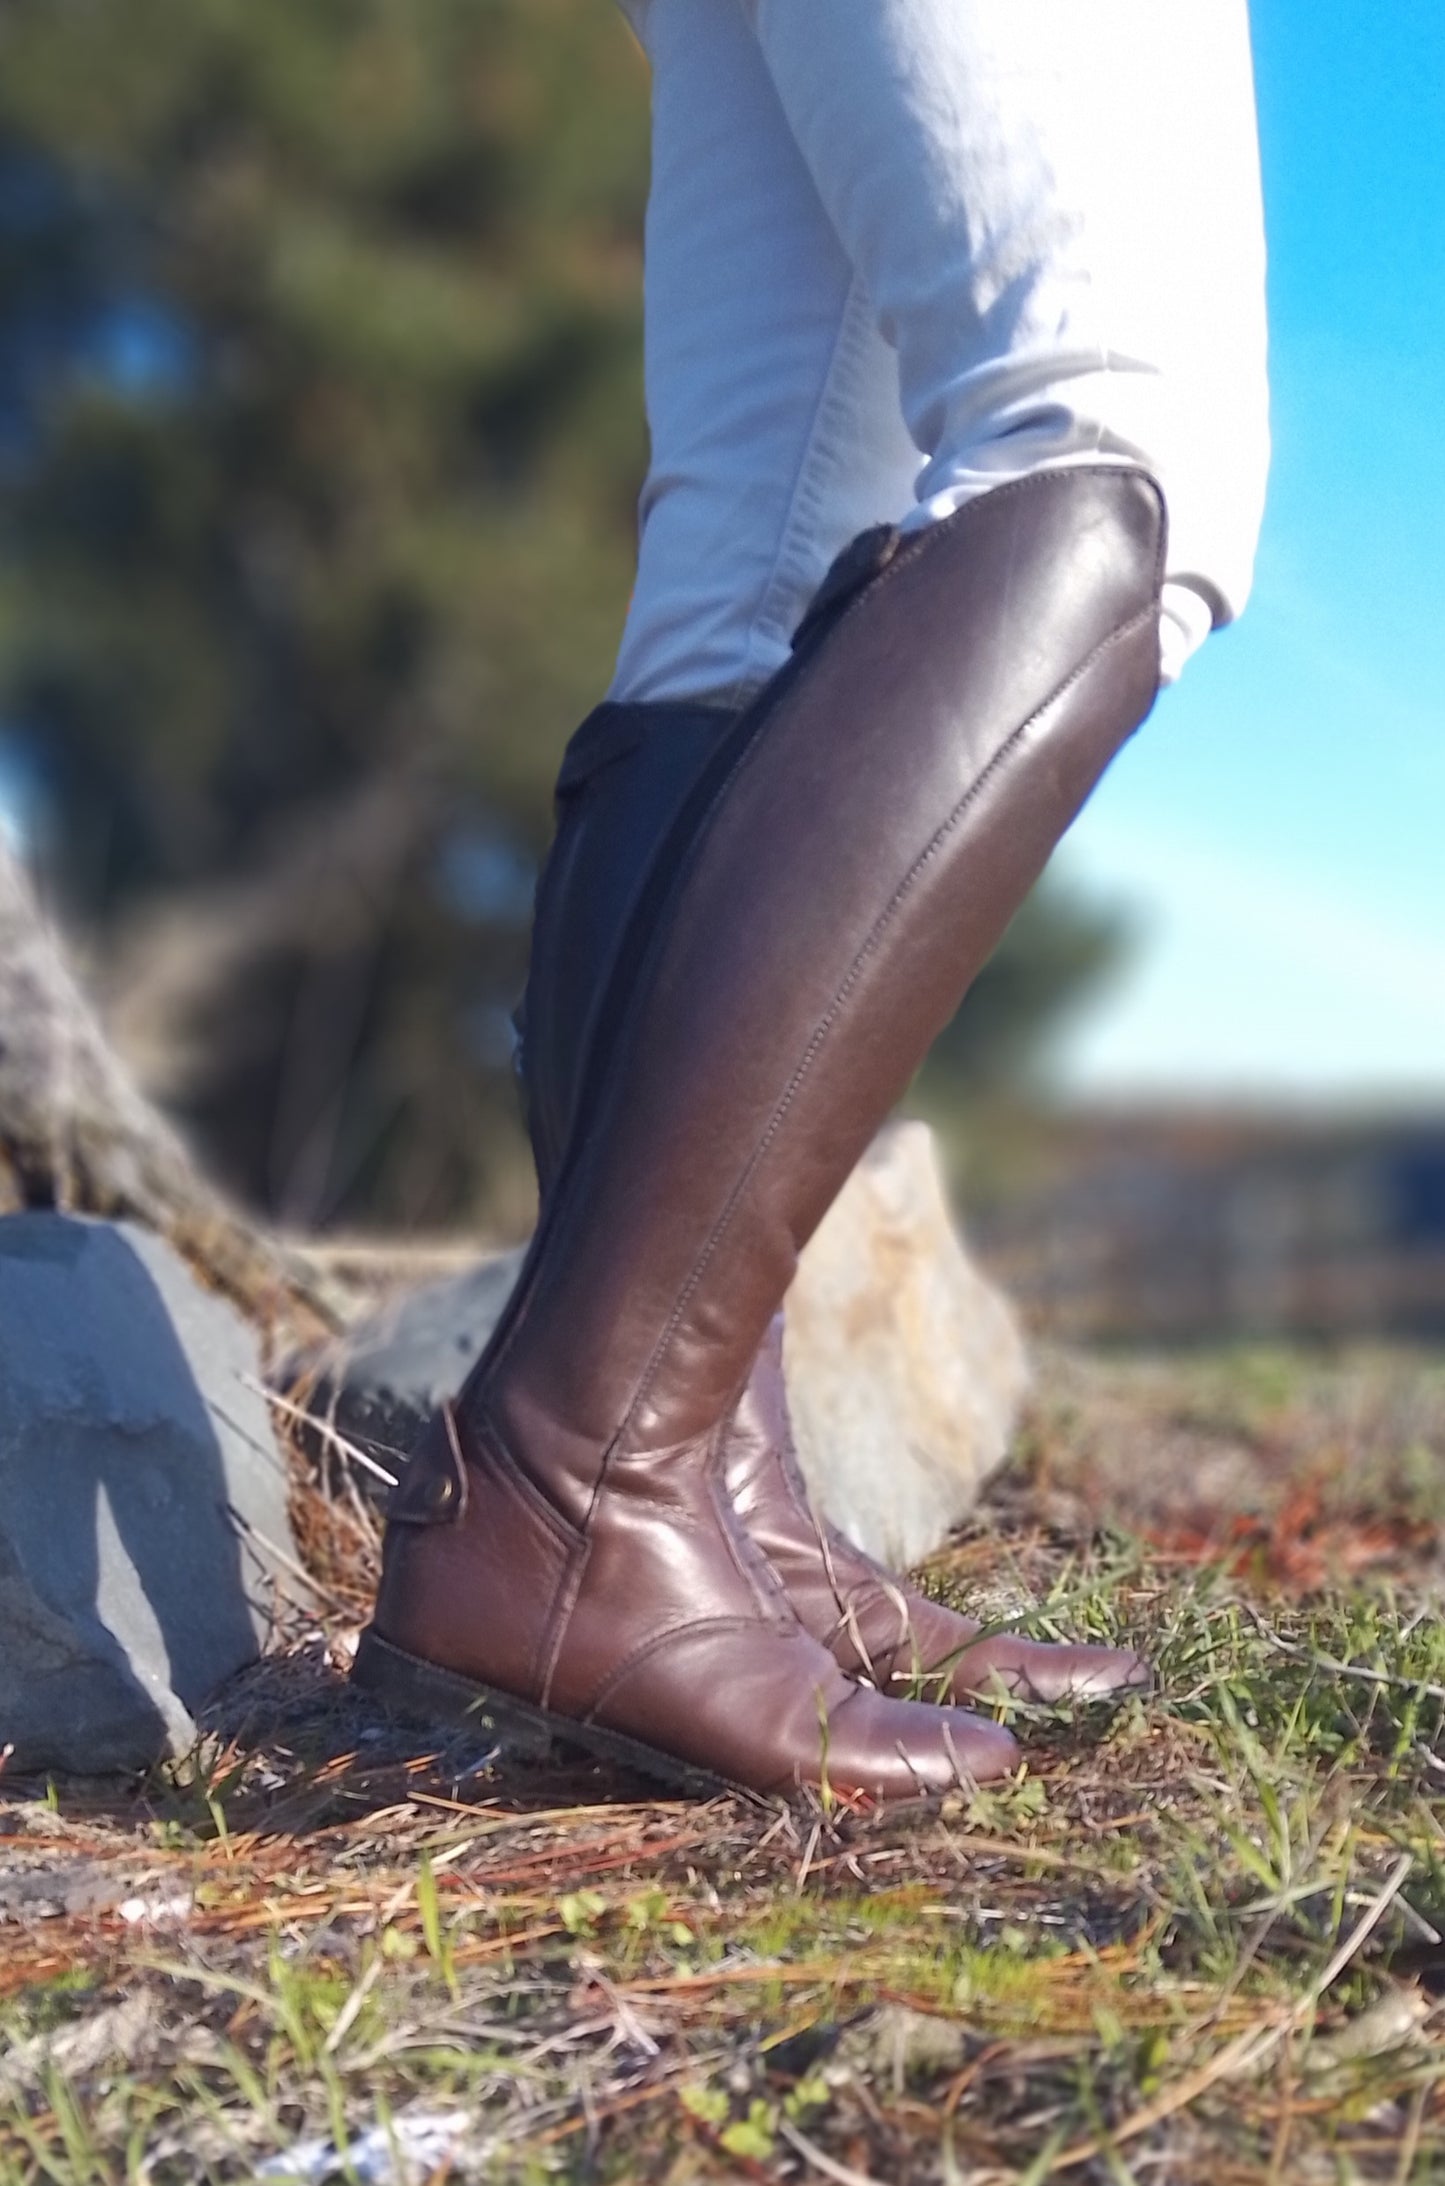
[354,467,1163,1798]
[515,701,1145,1710]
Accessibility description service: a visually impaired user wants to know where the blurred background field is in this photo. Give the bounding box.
[1,0,1442,1307]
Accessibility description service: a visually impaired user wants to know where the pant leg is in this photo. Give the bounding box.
[610,0,924,706]
[737,0,1270,682]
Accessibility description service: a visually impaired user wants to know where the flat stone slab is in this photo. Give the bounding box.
[0,1214,299,1773]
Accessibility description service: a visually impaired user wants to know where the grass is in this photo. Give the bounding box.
[2,1343,1444,2182]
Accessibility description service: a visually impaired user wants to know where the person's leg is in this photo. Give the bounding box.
[527,0,1269,1707]
[528,0,923,1149]
[358,0,1112,1797]
[520,0,1144,1709]
[355,5,1262,1793]
[609,0,925,708]
[736,0,1269,684]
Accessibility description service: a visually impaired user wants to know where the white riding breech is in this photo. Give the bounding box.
[609,0,1270,703]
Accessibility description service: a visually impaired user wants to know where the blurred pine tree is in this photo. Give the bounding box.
[0,0,647,1228]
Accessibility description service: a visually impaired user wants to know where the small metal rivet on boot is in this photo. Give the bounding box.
[386,1402,470,1528]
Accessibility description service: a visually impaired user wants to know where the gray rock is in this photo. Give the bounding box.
[314,1123,1027,1567]
[311,1249,527,1477]
[0,1214,300,1773]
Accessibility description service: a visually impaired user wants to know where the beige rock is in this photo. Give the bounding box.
[783,1120,1029,1569]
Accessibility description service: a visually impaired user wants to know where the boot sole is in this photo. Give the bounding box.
[350,1627,739,1801]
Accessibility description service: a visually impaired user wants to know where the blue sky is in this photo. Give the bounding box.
[1053,0,1445,1108]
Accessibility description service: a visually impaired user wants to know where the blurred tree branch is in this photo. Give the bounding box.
[0,830,340,1335]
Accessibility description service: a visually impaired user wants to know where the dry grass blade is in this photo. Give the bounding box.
[779,2116,891,2185]
[1043,1852,1416,2175]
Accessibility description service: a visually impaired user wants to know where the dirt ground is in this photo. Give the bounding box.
[3,1341,1444,2183]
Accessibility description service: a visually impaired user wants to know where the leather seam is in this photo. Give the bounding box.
[704,1416,790,1615]
[469,1397,585,1551]
[463,1398,588,1703]
[537,1535,588,1707]
[712,1487,778,1609]
[622,575,1163,1436]
[581,1616,783,1721]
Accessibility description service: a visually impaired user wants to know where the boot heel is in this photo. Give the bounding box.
[351,1627,557,1760]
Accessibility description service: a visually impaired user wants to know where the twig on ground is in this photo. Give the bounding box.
[778,2117,890,2186]
[254,1379,401,1492]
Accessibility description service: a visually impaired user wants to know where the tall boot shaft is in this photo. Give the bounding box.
[515,659,1147,1713]
[488,469,1163,1492]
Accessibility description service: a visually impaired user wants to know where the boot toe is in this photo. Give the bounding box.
[818,1688,1020,1800]
[944,1637,1150,1706]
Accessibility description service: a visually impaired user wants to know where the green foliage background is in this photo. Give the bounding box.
[0,0,1125,1233]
